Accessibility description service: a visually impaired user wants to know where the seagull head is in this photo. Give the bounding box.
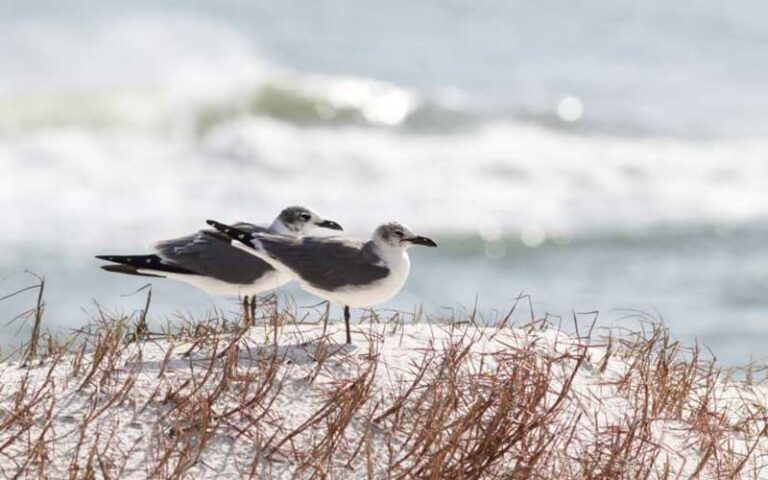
[373,222,437,249]
[272,206,343,236]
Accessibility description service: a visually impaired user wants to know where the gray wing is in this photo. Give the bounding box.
[258,235,390,290]
[154,223,274,284]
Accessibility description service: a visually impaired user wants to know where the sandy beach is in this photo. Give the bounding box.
[1,306,766,478]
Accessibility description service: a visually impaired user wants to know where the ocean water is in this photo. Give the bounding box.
[1,1,767,365]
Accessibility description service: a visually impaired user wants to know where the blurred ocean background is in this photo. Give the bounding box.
[1,0,767,364]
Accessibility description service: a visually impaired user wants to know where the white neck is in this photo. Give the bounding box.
[269,219,293,235]
[373,242,409,266]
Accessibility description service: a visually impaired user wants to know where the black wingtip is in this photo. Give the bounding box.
[207,219,258,248]
[96,254,196,275]
[206,219,230,233]
[101,264,165,278]
[207,219,239,237]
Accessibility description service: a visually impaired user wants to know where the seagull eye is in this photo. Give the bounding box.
[299,213,311,221]
[394,230,404,237]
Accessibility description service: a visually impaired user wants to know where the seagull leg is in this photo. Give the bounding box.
[250,294,257,323]
[344,305,351,344]
[242,296,251,327]
[321,301,330,337]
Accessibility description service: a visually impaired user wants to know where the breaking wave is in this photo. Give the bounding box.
[2,15,767,256]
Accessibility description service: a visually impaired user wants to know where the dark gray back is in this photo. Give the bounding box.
[258,235,390,290]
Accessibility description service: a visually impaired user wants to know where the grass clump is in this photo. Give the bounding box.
[0,283,767,478]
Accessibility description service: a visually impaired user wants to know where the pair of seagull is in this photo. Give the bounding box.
[96,206,436,343]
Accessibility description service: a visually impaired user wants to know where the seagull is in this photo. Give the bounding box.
[206,219,436,343]
[96,206,343,319]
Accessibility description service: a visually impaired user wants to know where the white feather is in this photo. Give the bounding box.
[136,269,290,296]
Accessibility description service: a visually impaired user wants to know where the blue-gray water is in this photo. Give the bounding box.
[1,1,767,365]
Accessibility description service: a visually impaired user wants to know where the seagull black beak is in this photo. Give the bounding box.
[317,219,344,231]
[408,235,437,247]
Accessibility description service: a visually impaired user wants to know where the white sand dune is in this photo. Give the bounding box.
[1,321,766,478]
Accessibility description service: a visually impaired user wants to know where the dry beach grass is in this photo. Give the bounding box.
[1,279,767,479]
